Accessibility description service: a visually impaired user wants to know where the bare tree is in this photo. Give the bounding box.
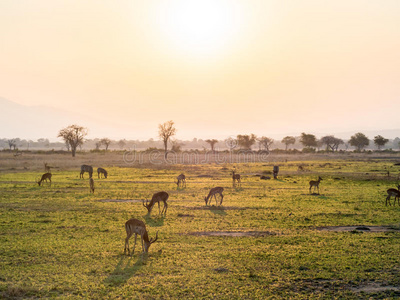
[258,136,274,152]
[57,125,88,157]
[100,138,112,151]
[205,139,218,152]
[281,136,296,151]
[117,139,126,150]
[7,139,17,150]
[158,120,176,159]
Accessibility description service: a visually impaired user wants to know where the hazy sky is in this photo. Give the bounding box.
[1,0,399,140]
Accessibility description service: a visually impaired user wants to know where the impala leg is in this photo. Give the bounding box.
[132,233,138,255]
[163,201,168,214]
[125,232,133,255]
[386,195,391,206]
[141,235,145,253]
[158,202,161,214]
[220,194,224,205]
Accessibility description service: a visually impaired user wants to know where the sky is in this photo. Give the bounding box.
[1,0,399,140]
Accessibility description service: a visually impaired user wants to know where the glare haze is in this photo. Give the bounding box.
[1,1,399,140]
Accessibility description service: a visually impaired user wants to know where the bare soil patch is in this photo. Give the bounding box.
[188,230,278,237]
[97,199,143,203]
[186,206,250,211]
[317,225,400,232]
[350,283,400,293]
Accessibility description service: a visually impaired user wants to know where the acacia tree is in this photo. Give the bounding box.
[300,133,317,149]
[281,136,296,151]
[258,136,274,151]
[117,139,126,150]
[7,139,17,150]
[237,134,257,151]
[58,125,88,157]
[100,138,112,151]
[158,120,176,158]
[373,135,389,150]
[205,139,218,152]
[320,135,344,152]
[349,132,369,151]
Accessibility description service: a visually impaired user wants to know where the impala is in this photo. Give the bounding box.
[37,173,52,186]
[80,165,93,179]
[89,178,95,193]
[124,218,158,255]
[204,187,224,206]
[309,176,323,194]
[143,191,169,215]
[97,167,108,179]
[386,184,400,206]
[176,173,186,188]
[232,171,241,187]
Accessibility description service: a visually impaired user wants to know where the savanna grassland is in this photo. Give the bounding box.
[1,151,400,299]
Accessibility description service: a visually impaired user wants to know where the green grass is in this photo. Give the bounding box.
[1,159,400,299]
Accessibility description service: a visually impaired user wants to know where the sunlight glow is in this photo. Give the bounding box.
[157,0,243,57]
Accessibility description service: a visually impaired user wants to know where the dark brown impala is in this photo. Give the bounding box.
[89,178,95,193]
[309,176,322,194]
[37,173,52,186]
[386,184,400,206]
[176,173,186,188]
[143,191,169,215]
[80,165,93,179]
[124,218,158,255]
[204,187,224,206]
[97,167,108,179]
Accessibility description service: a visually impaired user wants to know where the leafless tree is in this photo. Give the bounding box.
[100,138,112,151]
[57,125,88,157]
[7,139,17,150]
[158,120,176,159]
[258,136,274,152]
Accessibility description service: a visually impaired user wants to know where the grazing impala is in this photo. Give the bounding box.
[124,218,158,255]
[97,167,108,179]
[80,165,93,179]
[143,191,169,215]
[176,173,186,188]
[204,187,224,206]
[386,184,400,206]
[232,171,241,187]
[37,173,52,186]
[309,176,323,194]
[89,178,95,193]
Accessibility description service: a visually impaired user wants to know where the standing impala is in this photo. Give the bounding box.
[309,176,322,194]
[124,218,158,255]
[176,173,186,188]
[386,184,400,206]
[37,173,52,186]
[232,171,241,187]
[89,178,95,193]
[204,187,224,206]
[143,191,169,215]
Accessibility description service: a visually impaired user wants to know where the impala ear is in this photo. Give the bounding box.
[150,231,158,244]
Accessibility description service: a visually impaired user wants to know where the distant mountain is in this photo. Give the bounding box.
[0,97,134,141]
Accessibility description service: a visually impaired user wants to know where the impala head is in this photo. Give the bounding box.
[142,200,152,213]
[319,176,323,181]
[104,171,108,179]
[144,231,158,253]
[36,177,41,186]
[204,196,208,205]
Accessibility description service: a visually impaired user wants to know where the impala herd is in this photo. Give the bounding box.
[34,164,400,254]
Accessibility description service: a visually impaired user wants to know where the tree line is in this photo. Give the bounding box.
[3,122,399,156]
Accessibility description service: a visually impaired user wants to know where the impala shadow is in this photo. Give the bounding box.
[207,206,227,216]
[144,214,165,227]
[104,255,147,287]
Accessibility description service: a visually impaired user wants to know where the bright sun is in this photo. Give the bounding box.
[157,0,242,57]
